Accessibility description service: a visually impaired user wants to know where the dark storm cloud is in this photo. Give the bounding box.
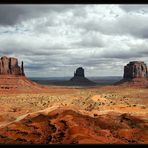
[67,58,108,67]
[75,5,148,39]
[0,35,70,57]
[115,14,148,39]
[101,51,142,59]
[120,5,148,12]
[0,5,79,26]
[78,17,148,39]
[25,64,46,70]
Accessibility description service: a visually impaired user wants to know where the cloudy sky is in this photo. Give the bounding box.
[0,4,148,77]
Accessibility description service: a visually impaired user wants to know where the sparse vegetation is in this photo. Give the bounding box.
[0,85,147,144]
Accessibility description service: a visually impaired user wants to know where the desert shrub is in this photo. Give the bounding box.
[141,106,146,109]
[85,103,95,111]
[93,114,98,117]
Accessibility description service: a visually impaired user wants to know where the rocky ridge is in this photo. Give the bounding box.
[0,107,147,144]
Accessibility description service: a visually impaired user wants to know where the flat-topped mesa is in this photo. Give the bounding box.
[123,61,148,79]
[0,56,25,76]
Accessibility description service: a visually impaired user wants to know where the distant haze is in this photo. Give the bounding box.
[0,4,148,77]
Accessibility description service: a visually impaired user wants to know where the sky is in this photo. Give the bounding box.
[0,4,148,77]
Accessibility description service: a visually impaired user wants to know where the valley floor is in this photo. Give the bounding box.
[0,85,148,144]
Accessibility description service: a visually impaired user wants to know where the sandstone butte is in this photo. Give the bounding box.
[123,61,148,79]
[0,56,25,76]
[116,61,148,87]
[0,56,47,93]
[70,67,96,86]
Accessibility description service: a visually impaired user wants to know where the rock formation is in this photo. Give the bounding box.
[70,67,96,86]
[53,67,96,86]
[0,107,147,144]
[116,61,148,87]
[74,67,85,77]
[0,56,24,76]
[123,61,148,79]
[0,56,44,91]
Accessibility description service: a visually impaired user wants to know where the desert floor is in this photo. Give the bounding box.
[0,85,148,144]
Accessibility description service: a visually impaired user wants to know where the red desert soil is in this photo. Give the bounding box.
[0,76,148,144]
[0,75,77,94]
[116,78,148,87]
[0,107,147,144]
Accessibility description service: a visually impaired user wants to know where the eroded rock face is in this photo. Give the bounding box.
[74,67,85,77]
[123,61,148,79]
[0,108,147,144]
[0,56,25,76]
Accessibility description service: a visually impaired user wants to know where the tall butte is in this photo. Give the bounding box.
[69,67,96,86]
[116,61,148,87]
[0,56,25,76]
[0,56,44,92]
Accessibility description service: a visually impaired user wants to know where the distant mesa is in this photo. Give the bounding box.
[0,56,25,76]
[69,67,96,86]
[71,67,85,80]
[73,67,85,77]
[116,61,148,87]
[46,67,96,86]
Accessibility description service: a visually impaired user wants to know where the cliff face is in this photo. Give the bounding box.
[123,61,148,79]
[116,61,148,87]
[0,56,46,91]
[0,56,25,76]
